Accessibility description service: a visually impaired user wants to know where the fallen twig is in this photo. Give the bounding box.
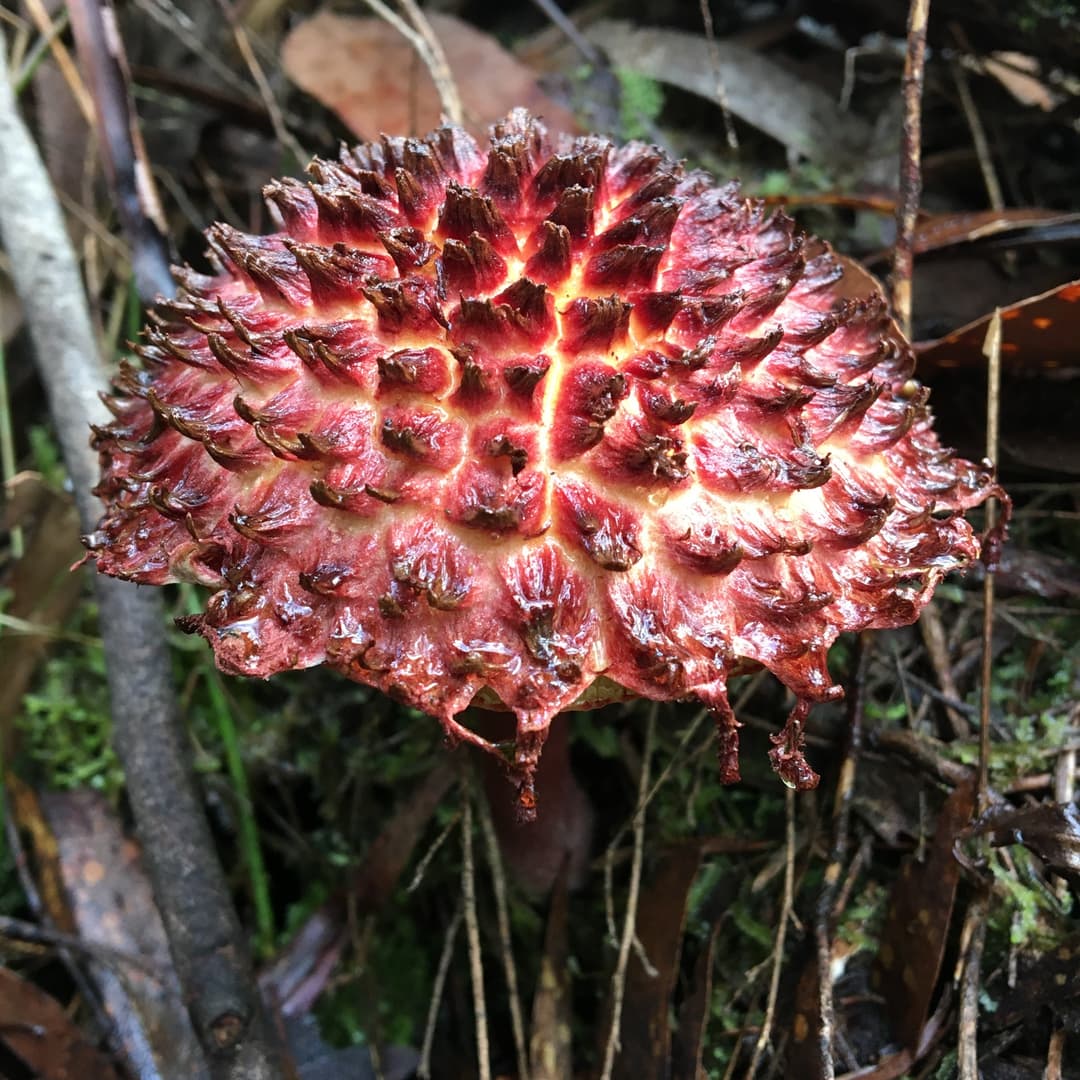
[891,0,930,336]
[979,309,1002,814]
[0,36,283,1080]
[461,779,491,1080]
[747,786,797,1078]
[418,900,464,1079]
[477,789,530,1080]
[360,0,463,124]
[600,704,657,1079]
[956,890,989,1080]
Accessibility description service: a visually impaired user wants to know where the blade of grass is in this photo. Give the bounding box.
[13,7,70,96]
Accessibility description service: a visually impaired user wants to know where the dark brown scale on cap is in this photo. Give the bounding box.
[439,234,508,294]
[503,358,550,398]
[641,389,696,425]
[556,483,643,571]
[560,297,632,354]
[438,184,518,254]
[450,345,494,402]
[263,178,317,236]
[376,347,452,397]
[546,185,594,239]
[487,433,528,476]
[667,522,744,575]
[594,196,683,250]
[524,221,572,285]
[362,279,448,335]
[630,291,685,337]
[208,225,309,309]
[309,185,399,244]
[585,245,665,289]
[285,241,394,307]
[532,146,608,202]
[379,227,438,274]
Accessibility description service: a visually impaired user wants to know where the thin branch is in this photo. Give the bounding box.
[747,786,797,1078]
[461,780,491,1080]
[979,309,1002,814]
[529,0,603,65]
[813,632,872,1078]
[417,900,463,1079]
[957,890,989,1080]
[600,704,657,1079]
[891,0,930,337]
[698,0,738,151]
[0,36,283,1080]
[477,790,530,1080]
[0,914,162,979]
[406,809,461,894]
[216,1,307,168]
[360,0,462,125]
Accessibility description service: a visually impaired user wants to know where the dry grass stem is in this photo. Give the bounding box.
[219,4,308,167]
[747,786,797,1078]
[406,809,461,894]
[477,790,530,1080]
[22,0,95,123]
[360,0,463,125]
[891,0,930,337]
[418,900,464,1078]
[461,782,491,1080]
[698,0,738,151]
[600,704,657,1080]
[957,890,989,1080]
[979,309,1002,812]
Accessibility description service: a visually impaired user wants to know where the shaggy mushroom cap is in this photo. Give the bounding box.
[86,110,1002,814]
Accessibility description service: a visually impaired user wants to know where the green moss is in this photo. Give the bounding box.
[615,67,665,141]
[19,645,122,797]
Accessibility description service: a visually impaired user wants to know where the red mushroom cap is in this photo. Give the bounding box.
[86,110,1004,814]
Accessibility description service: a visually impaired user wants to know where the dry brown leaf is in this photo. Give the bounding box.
[983,52,1060,111]
[281,10,578,140]
[0,966,121,1080]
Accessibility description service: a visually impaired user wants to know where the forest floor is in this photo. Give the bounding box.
[1,1,1079,1077]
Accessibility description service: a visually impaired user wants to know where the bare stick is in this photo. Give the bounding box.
[0,914,162,979]
[957,891,989,1080]
[747,785,797,1078]
[216,1,307,168]
[67,0,173,303]
[360,0,462,125]
[813,632,871,1078]
[979,310,1002,814]
[0,36,282,1080]
[418,900,464,1078]
[461,781,491,1080]
[948,50,1004,213]
[600,704,657,1079]
[529,0,603,65]
[698,0,738,151]
[398,0,463,125]
[1045,1028,1066,1080]
[891,0,930,337]
[603,707,707,940]
[477,791,530,1080]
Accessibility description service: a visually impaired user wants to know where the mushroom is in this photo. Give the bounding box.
[85,110,1005,824]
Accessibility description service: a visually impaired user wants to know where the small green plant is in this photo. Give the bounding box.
[19,646,122,796]
[615,67,664,141]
